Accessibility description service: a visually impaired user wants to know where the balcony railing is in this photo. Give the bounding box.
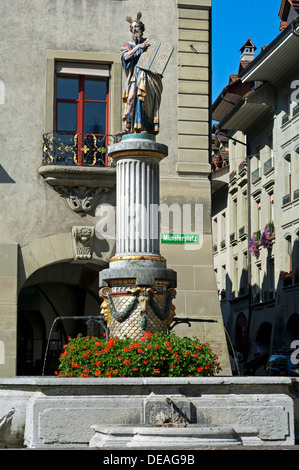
[263,290,275,302]
[280,269,299,287]
[239,286,248,297]
[252,292,260,304]
[230,232,238,245]
[239,225,247,240]
[238,161,247,175]
[264,156,274,175]
[282,113,289,125]
[229,170,236,183]
[251,167,261,184]
[282,193,291,206]
[293,104,299,118]
[42,132,119,167]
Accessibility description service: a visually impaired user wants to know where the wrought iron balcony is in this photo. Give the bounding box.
[42,132,119,167]
[38,132,118,216]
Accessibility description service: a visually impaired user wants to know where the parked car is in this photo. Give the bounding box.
[266,351,299,377]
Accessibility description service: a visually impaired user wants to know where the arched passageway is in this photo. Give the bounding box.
[285,314,299,350]
[17,262,105,375]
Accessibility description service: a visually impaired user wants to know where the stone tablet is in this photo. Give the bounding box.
[138,39,173,75]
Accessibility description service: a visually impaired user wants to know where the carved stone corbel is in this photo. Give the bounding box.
[38,164,116,217]
[72,226,95,260]
[56,185,110,216]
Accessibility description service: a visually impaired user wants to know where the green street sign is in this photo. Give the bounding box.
[161,233,200,244]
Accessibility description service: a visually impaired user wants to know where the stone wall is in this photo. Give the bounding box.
[0,377,297,448]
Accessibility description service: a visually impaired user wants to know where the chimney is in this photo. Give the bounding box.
[239,39,257,62]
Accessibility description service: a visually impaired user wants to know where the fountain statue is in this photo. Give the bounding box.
[99,13,175,339]
[119,12,173,136]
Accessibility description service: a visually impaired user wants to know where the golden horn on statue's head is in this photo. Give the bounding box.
[136,12,142,21]
[126,15,133,24]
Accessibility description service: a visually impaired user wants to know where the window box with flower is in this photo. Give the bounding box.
[248,230,261,258]
[249,223,275,258]
[260,222,275,250]
[280,268,299,286]
[280,271,293,287]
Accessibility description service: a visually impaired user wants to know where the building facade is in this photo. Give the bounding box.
[212,0,299,374]
[0,0,230,377]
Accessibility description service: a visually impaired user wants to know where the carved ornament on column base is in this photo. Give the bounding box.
[99,285,176,339]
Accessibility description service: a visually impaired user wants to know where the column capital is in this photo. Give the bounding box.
[108,134,168,162]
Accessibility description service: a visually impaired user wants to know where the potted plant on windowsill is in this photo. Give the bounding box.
[280,271,293,287]
[220,240,226,250]
[220,289,226,300]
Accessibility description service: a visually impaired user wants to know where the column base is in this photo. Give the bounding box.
[99,260,177,339]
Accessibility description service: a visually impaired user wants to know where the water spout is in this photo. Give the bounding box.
[166,397,174,423]
[165,397,188,427]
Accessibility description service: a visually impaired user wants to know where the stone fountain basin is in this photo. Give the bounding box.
[89,424,261,448]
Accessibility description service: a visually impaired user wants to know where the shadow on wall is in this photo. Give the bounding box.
[0,165,15,183]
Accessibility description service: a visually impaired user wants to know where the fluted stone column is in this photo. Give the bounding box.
[115,157,160,257]
[99,134,176,339]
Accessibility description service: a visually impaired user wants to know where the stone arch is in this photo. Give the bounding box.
[17,232,112,375]
[18,231,111,293]
[255,321,272,357]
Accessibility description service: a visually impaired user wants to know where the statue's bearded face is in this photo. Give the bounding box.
[130,21,144,43]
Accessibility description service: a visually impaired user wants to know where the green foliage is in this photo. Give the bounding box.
[56,331,221,378]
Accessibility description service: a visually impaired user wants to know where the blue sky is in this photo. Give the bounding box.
[212,0,283,101]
